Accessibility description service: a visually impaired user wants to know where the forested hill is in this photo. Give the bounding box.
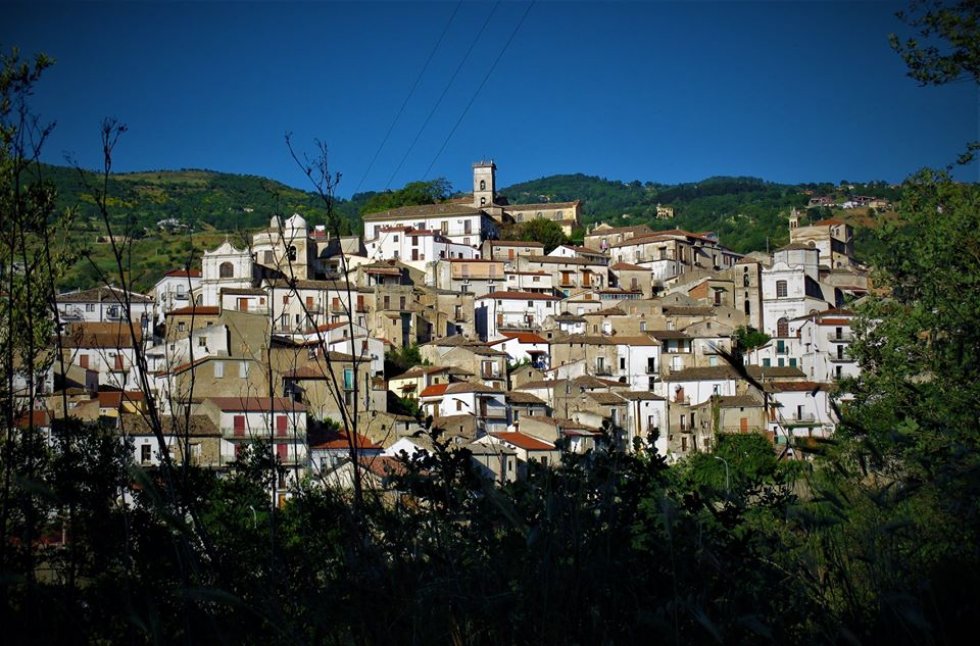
[41,163,896,258]
[38,164,370,235]
[502,174,829,252]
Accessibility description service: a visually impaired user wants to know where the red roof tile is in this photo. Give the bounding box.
[491,432,555,451]
[419,383,449,398]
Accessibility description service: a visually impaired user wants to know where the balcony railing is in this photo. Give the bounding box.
[594,366,612,376]
[828,354,853,363]
[783,413,818,426]
[827,332,853,343]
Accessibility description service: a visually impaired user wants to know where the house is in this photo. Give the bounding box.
[364,226,478,264]
[466,440,518,484]
[152,269,201,324]
[197,396,308,490]
[118,413,223,470]
[418,382,508,434]
[583,224,654,252]
[482,240,544,262]
[474,291,561,340]
[281,352,382,425]
[488,331,550,369]
[309,428,383,475]
[478,432,558,479]
[56,286,154,330]
[362,203,498,250]
[61,321,145,391]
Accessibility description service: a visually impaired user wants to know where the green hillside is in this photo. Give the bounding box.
[501,174,900,254]
[42,164,898,292]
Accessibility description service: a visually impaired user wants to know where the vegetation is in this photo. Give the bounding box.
[359,177,452,215]
[515,218,568,253]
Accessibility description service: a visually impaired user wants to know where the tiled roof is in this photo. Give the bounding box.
[167,306,219,317]
[486,240,544,248]
[746,366,806,379]
[610,262,648,271]
[362,203,483,220]
[310,430,381,451]
[57,286,153,304]
[119,413,219,437]
[475,290,561,301]
[419,383,449,398]
[500,331,548,344]
[164,268,201,278]
[768,381,829,393]
[491,432,555,451]
[62,322,143,349]
[506,200,581,210]
[506,391,547,405]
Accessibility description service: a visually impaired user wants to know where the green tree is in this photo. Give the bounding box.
[360,178,452,215]
[517,218,568,253]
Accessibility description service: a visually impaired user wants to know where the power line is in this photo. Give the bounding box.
[352,1,463,196]
[385,1,502,189]
[423,1,535,180]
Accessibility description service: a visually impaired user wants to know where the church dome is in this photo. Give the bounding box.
[286,212,307,230]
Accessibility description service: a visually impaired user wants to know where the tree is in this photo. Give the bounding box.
[890,0,980,85]
[360,177,452,215]
[517,218,568,253]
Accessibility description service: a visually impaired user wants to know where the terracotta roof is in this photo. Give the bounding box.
[475,290,561,301]
[500,331,548,344]
[419,383,449,398]
[506,200,581,211]
[666,366,737,381]
[119,413,220,437]
[206,397,306,412]
[619,391,666,401]
[57,286,153,304]
[167,306,219,317]
[310,430,381,451]
[768,381,829,392]
[523,415,595,431]
[588,392,627,405]
[486,240,544,248]
[610,262,648,271]
[524,255,599,266]
[696,395,765,408]
[812,218,847,226]
[15,410,51,428]
[612,335,661,347]
[362,203,483,220]
[746,365,806,379]
[586,224,653,237]
[506,391,547,405]
[164,269,201,278]
[220,287,267,296]
[98,390,145,407]
[650,330,692,340]
[62,322,143,349]
[491,432,555,451]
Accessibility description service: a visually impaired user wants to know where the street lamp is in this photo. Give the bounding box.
[713,455,730,497]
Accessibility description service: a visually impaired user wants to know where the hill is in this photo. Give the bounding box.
[40,163,368,235]
[501,174,901,255]
[42,165,897,292]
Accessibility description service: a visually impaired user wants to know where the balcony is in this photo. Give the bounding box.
[594,366,612,377]
[829,353,853,363]
[645,366,658,375]
[783,413,818,426]
[827,331,853,343]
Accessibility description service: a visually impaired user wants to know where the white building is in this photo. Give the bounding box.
[474,291,562,340]
[364,226,479,264]
[199,240,255,307]
[151,269,201,324]
[56,286,154,329]
[362,204,500,249]
[761,244,838,337]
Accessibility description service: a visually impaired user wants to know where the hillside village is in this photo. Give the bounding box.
[38,160,871,498]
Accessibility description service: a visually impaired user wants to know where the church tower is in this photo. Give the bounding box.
[472,160,496,208]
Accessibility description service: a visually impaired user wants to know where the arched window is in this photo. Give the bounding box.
[287,245,297,261]
[479,180,486,190]
[219,262,234,278]
[777,317,789,337]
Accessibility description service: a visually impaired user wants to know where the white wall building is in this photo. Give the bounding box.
[474,291,562,340]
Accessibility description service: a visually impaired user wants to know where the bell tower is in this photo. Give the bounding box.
[472,160,496,208]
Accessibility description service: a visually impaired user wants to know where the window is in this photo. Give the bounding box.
[214,361,224,378]
[776,280,788,298]
[527,300,533,307]
[479,179,486,190]
[263,250,274,264]
[456,400,463,412]
[219,262,234,278]
[239,362,249,378]
[744,299,751,315]
[762,358,771,367]
[141,445,152,463]
[789,358,797,368]
[233,415,246,437]
[178,321,186,332]
[777,318,789,337]
[85,303,96,312]
[198,336,206,347]
[343,368,354,390]
[287,245,297,261]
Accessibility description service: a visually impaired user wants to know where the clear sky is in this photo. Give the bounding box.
[5,1,978,197]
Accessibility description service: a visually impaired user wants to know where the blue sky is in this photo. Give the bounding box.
[5,1,978,197]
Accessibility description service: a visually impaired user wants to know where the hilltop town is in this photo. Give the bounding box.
[41,160,870,497]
